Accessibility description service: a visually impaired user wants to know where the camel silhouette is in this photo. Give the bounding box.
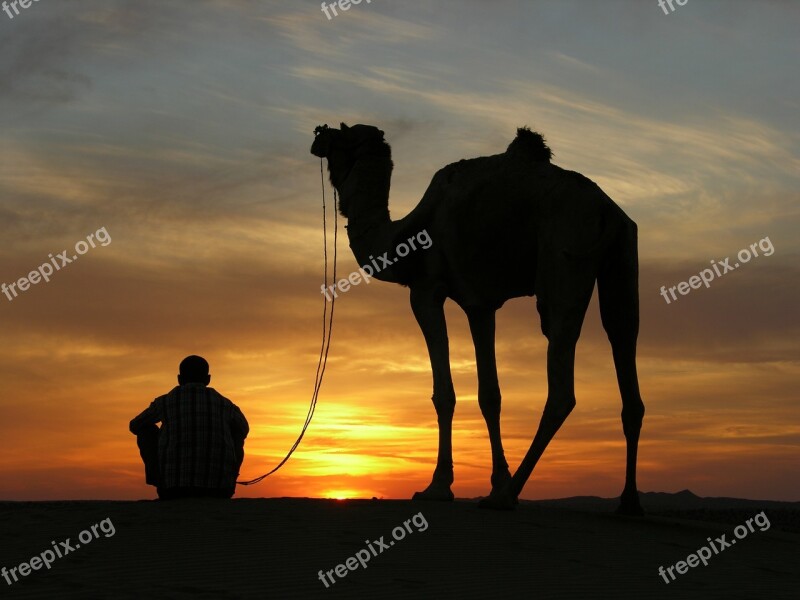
[311,123,645,515]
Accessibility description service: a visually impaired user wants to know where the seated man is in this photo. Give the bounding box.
[130,355,249,500]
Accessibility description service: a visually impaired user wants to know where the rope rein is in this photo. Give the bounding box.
[237,159,336,485]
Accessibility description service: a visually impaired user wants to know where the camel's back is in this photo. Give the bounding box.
[396,149,630,307]
[403,150,625,246]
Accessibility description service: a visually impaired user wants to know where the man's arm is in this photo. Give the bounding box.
[230,405,248,474]
[129,401,161,435]
[230,405,249,441]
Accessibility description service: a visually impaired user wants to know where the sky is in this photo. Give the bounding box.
[0,0,797,502]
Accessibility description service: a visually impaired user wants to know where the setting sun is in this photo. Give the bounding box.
[322,490,364,500]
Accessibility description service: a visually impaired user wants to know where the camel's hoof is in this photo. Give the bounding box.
[478,489,517,511]
[490,469,512,493]
[412,483,454,502]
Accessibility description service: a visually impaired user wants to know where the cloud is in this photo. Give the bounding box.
[0,0,797,502]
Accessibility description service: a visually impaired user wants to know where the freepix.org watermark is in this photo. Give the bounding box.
[658,511,770,584]
[2,0,43,21]
[1,226,111,303]
[659,236,774,305]
[317,512,428,588]
[658,0,689,15]
[2,518,116,587]
[321,0,372,21]
[320,229,432,302]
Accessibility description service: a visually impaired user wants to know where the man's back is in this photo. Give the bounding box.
[131,380,249,494]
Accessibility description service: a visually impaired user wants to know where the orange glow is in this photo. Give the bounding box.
[0,299,798,501]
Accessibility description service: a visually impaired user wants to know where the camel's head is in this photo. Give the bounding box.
[311,123,392,207]
[310,124,337,158]
[310,122,387,159]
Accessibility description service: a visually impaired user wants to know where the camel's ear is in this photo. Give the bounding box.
[340,122,349,130]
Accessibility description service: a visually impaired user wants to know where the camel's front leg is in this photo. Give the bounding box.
[410,286,455,501]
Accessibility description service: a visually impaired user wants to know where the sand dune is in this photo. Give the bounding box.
[0,493,797,599]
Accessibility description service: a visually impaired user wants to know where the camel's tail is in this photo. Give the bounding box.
[506,126,552,162]
[597,218,640,351]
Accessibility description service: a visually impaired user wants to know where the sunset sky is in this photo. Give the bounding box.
[1,0,797,502]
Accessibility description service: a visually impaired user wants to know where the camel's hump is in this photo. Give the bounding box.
[505,127,553,162]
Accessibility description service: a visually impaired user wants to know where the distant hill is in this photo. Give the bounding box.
[513,489,800,532]
[525,489,798,510]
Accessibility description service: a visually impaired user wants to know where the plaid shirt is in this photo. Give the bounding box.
[130,384,249,489]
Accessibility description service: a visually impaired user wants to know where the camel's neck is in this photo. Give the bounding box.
[333,155,401,283]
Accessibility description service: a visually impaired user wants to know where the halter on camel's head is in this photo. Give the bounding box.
[311,123,393,223]
[311,123,387,159]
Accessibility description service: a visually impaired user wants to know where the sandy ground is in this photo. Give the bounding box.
[0,496,797,599]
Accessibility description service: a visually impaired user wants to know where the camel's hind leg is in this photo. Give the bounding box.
[466,308,511,494]
[480,261,596,510]
[598,221,645,516]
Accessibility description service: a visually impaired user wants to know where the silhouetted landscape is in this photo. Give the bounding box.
[1,491,797,599]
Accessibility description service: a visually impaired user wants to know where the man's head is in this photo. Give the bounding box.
[178,355,210,386]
